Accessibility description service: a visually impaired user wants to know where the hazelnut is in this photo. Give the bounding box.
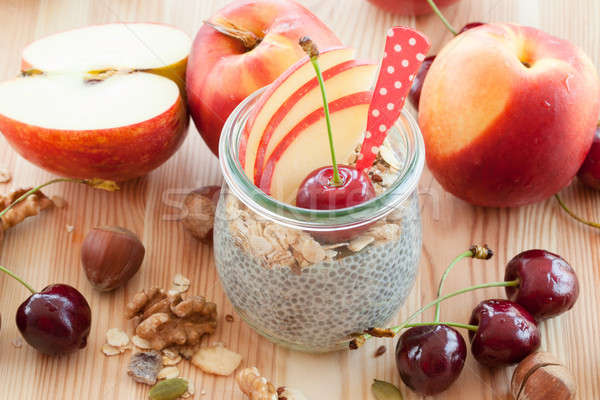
[511,352,576,400]
[181,186,220,242]
[81,226,145,291]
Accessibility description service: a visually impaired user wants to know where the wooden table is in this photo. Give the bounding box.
[0,0,598,398]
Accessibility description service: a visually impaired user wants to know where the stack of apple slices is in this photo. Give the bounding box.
[240,47,377,204]
[0,23,191,181]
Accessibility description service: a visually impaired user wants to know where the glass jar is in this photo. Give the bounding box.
[214,88,424,353]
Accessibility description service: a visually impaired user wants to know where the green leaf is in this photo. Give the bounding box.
[371,379,403,400]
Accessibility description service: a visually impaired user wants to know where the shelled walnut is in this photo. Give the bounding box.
[126,287,217,352]
[236,367,308,400]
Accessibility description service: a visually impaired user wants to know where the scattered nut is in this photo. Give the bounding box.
[81,226,145,292]
[236,367,278,400]
[132,334,153,350]
[158,366,180,380]
[106,327,129,348]
[128,350,163,385]
[181,186,221,242]
[374,345,386,358]
[11,338,23,348]
[51,195,67,209]
[0,168,11,183]
[66,224,75,233]
[511,352,576,400]
[102,343,124,356]
[126,287,217,351]
[192,344,242,376]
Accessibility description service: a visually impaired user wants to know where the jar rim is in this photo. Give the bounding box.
[219,86,425,232]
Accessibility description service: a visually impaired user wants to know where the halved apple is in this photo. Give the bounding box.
[240,47,354,176]
[0,23,191,181]
[253,60,376,184]
[260,91,372,204]
[0,72,187,181]
[22,23,191,92]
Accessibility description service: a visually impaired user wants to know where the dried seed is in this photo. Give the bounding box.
[66,224,75,233]
[106,328,129,348]
[0,168,11,183]
[191,344,242,376]
[102,343,123,356]
[374,346,387,358]
[51,195,67,208]
[132,335,152,349]
[379,144,402,170]
[225,314,234,323]
[162,348,179,359]
[371,173,383,183]
[162,354,182,366]
[173,274,190,287]
[128,350,163,385]
[158,366,180,380]
[149,378,188,400]
[372,379,403,400]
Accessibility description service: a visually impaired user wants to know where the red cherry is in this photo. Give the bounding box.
[577,124,600,189]
[458,22,485,34]
[395,325,466,395]
[296,164,376,242]
[469,299,540,367]
[505,249,579,320]
[16,284,91,356]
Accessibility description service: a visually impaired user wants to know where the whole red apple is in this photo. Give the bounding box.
[419,23,600,207]
[367,0,460,16]
[186,0,342,156]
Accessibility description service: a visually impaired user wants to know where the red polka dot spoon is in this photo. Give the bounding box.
[356,27,430,171]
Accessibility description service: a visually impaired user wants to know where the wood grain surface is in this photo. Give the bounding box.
[0,0,599,399]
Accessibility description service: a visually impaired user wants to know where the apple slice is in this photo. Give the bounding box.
[22,23,191,89]
[260,91,372,204]
[253,60,376,184]
[240,47,354,176]
[0,72,187,181]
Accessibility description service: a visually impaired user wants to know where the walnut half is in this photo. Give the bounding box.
[126,287,217,351]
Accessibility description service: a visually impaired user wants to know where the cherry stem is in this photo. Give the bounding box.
[350,278,519,348]
[426,0,458,36]
[0,265,36,294]
[555,194,600,229]
[434,245,493,322]
[0,177,118,220]
[299,37,342,186]
[404,321,479,332]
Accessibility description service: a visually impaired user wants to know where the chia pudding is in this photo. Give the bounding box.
[214,189,421,352]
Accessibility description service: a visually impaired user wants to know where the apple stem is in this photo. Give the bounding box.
[299,36,343,187]
[426,0,458,36]
[555,194,600,229]
[349,278,520,349]
[0,265,36,294]
[0,178,119,221]
[204,19,260,50]
[434,245,494,322]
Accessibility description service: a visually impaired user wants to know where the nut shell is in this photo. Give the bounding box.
[81,226,145,291]
[511,352,576,400]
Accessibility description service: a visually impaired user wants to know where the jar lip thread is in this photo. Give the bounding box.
[219,87,425,231]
